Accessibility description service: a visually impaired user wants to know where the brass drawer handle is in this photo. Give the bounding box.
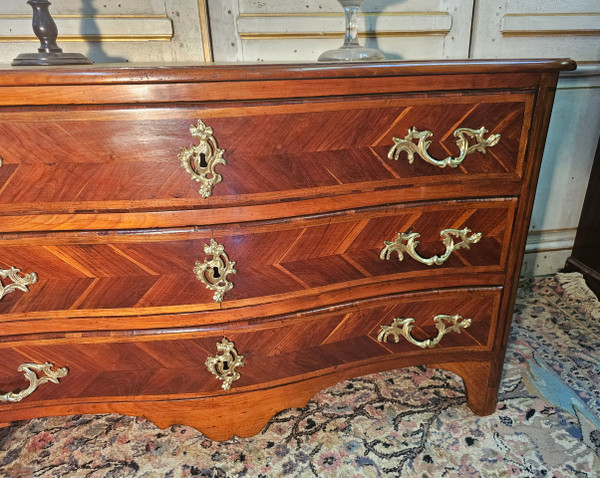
[0,267,38,302]
[388,127,500,169]
[194,239,237,303]
[380,227,481,266]
[178,120,226,198]
[1,362,69,403]
[206,338,244,390]
[378,314,472,349]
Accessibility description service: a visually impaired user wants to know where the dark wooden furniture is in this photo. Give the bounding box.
[565,135,600,296]
[0,59,575,440]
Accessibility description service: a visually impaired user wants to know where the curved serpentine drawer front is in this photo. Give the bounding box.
[0,198,515,321]
[0,60,576,437]
[0,93,531,220]
[0,287,499,409]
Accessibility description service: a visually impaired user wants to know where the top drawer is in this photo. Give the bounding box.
[0,93,532,216]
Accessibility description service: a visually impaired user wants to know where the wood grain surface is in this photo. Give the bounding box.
[0,199,515,318]
[0,95,531,214]
[0,287,500,438]
[0,59,574,439]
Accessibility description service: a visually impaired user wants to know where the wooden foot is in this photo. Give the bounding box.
[434,360,501,416]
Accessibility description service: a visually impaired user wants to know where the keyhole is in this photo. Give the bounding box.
[222,361,230,371]
[213,267,221,278]
[199,152,208,168]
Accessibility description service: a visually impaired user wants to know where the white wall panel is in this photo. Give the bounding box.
[471,1,600,61]
[471,0,600,277]
[208,0,474,62]
[0,0,210,63]
[531,68,600,234]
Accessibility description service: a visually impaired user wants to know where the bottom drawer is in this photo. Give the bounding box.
[0,287,500,407]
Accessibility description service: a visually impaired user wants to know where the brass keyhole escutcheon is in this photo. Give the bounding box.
[193,239,237,303]
[205,338,244,390]
[179,120,226,198]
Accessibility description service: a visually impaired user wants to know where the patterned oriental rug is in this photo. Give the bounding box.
[1,273,599,477]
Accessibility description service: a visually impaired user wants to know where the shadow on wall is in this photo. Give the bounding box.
[363,0,407,60]
[81,0,127,63]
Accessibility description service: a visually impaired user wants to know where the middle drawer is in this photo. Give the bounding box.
[0,198,515,323]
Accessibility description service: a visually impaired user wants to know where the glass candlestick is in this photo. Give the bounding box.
[318,0,385,62]
[12,0,93,66]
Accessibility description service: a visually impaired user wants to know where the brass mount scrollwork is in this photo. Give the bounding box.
[378,314,472,349]
[1,362,69,403]
[193,239,237,303]
[178,119,226,198]
[0,267,38,302]
[380,227,482,266]
[205,338,244,390]
[388,126,500,169]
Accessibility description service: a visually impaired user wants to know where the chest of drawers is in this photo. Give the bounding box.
[0,59,575,440]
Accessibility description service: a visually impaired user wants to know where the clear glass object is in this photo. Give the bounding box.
[318,0,385,62]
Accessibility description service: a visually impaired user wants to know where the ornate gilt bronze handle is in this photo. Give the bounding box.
[388,126,500,168]
[178,119,226,198]
[380,227,482,266]
[205,338,244,390]
[193,239,237,303]
[378,314,472,349]
[1,362,69,403]
[0,267,38,302]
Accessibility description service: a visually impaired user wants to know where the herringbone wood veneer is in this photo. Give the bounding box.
[0,288,498,403]
[0,200,514,317]
[0,96,529,215]
[0,60,575,439]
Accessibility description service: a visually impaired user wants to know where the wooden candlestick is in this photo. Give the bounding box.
[12,0,93,66]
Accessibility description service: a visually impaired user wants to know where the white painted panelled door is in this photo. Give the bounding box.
[208,0,474,62]
[470,0,600,276]
[0,0,210,63]
[470,0,599,60]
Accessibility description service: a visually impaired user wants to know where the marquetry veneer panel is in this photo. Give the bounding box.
[0,60,574,439]
[0,95,530,216]
[0,199,515,317]
[0,288,499,405]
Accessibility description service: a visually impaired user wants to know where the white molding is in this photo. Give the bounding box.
[236,13,452,38]
[559,63,600,88]
[561,63,600,77]
[501,13,600,36]
[0,16,173,42]
[525,229,577,253]
[521,229,577,277]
